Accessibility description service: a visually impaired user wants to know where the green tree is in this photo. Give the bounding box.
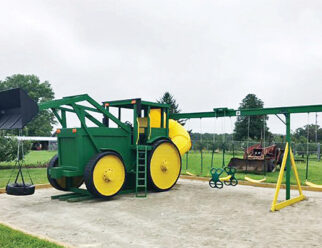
[0,134,30,162]
[0,74,55,136]
[157,92,180,114]
[293,124,322,143]
[157,92,185,125]
[234,94,272,141]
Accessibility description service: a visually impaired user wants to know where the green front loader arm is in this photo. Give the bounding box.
[39,94,130,133]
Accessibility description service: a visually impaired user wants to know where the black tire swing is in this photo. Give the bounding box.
[6,130,35,196]
[0,88,39,196]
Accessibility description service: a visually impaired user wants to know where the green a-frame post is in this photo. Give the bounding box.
[170,104,322,201]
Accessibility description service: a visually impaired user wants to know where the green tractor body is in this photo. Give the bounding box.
[0,89,191,199]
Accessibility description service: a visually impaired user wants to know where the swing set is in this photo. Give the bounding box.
[171,104,322,211]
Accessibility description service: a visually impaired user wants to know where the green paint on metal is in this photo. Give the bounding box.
[136,145,148,198]
[285,113,291,200]
[170,104,322,119]
[51,192,78,200]
[39,94,171,199]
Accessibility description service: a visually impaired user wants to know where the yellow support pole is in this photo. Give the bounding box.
[272,195,306,211]
[271,143,306,212]
[290,148,303,196]
[271,143,289,211]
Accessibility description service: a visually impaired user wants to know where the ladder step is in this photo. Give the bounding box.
[136,147,148,198]
[136,195,147,198]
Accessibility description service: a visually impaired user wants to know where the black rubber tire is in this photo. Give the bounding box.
[6,183,35,196]
[84,151,126,199]
[47,155,83,191]
[148,139,182,192]
[231,178,238,186]
[215,181,223,189]
[209,179,216,188]
[224,180,231,186]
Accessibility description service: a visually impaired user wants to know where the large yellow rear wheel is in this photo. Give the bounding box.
[148,140,181,191]
[84,152,126,199]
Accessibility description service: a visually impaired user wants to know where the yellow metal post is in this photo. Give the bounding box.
[271,143,306,211]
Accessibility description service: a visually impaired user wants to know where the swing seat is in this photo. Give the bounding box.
[6,183,35,196]
[244,176,266,184]
[305,180,322,189]
[219,175,232,182]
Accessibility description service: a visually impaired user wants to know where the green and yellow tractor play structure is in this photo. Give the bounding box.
[0,88,191,199]
[3,88,322,211]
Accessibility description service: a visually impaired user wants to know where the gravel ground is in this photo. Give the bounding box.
[0,179,322,248]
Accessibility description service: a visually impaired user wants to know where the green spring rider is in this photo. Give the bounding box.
[209,167,238,189]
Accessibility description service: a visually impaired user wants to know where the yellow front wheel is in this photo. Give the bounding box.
[148,140,181,191]
[84,152,126,199]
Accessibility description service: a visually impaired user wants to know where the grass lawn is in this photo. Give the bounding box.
[182,151,322,185]
[0,151,55,188]
[1,150,322,188]
[0,151,56,168]
[0,223,63,248]
[0,168,48,188]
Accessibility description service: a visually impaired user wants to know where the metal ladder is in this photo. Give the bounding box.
[136,145,148,197]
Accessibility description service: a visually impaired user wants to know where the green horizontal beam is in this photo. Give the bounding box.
[141,100,170,108]
[39,95,89,110]
[103,98,139,107]
[103,98,169,108]
[170,111,218,119]
[170,104,322,120]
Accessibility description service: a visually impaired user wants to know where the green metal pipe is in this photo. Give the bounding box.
[39,94,130,132]
[170,104,322,120]
[285,113,291,200]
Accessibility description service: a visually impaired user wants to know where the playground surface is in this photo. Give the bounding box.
[0,179,322,248]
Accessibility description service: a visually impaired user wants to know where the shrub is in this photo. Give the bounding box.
[0,134,31,162]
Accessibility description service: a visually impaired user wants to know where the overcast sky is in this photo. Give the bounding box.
[1,0,322,135]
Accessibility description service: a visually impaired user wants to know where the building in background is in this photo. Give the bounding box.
[17,136,57,151]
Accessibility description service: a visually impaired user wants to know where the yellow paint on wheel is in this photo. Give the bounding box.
[93,154,125,196]
[150,142,181,190]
